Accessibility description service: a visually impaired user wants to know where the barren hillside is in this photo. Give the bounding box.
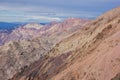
[11,7,120,80]
[0,18,89,80]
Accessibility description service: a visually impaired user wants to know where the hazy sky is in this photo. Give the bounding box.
[0,0,120,22]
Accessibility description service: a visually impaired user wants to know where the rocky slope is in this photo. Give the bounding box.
[0,18,89,80]
[10,7,120,80]
[40,18,89,47]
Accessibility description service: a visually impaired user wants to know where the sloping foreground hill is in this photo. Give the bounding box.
[0,18,89,80]
[11,7,120,80]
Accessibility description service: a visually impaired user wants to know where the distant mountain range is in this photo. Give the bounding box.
[0,22,48,32]
[0,22,22,31]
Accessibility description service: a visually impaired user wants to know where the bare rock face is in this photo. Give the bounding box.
[10,7,120,80]
[0,18,89,80]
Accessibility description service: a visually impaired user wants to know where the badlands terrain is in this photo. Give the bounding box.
[11,7,120,80]
[0,18,89,80]
[0,7,120,80]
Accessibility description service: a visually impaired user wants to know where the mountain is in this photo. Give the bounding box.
[0,23,44,45]
[0,18,89,80]
[0,22,23,31]
[0,22,48,45]
[10,7,120,80]
[0,22,24,45]
[23,23,44,29]
[0,19,89,46]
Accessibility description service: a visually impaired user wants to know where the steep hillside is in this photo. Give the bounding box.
[0,18,89,80]
[11,7,120,80]
[40,18,89,46]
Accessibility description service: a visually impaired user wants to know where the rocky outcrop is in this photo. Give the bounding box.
[10,7,120,80]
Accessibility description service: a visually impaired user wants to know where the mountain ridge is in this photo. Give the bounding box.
[0,18,89,80]
[10,7,120,80]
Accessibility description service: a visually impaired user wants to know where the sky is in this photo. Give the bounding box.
[0,0,120,22]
